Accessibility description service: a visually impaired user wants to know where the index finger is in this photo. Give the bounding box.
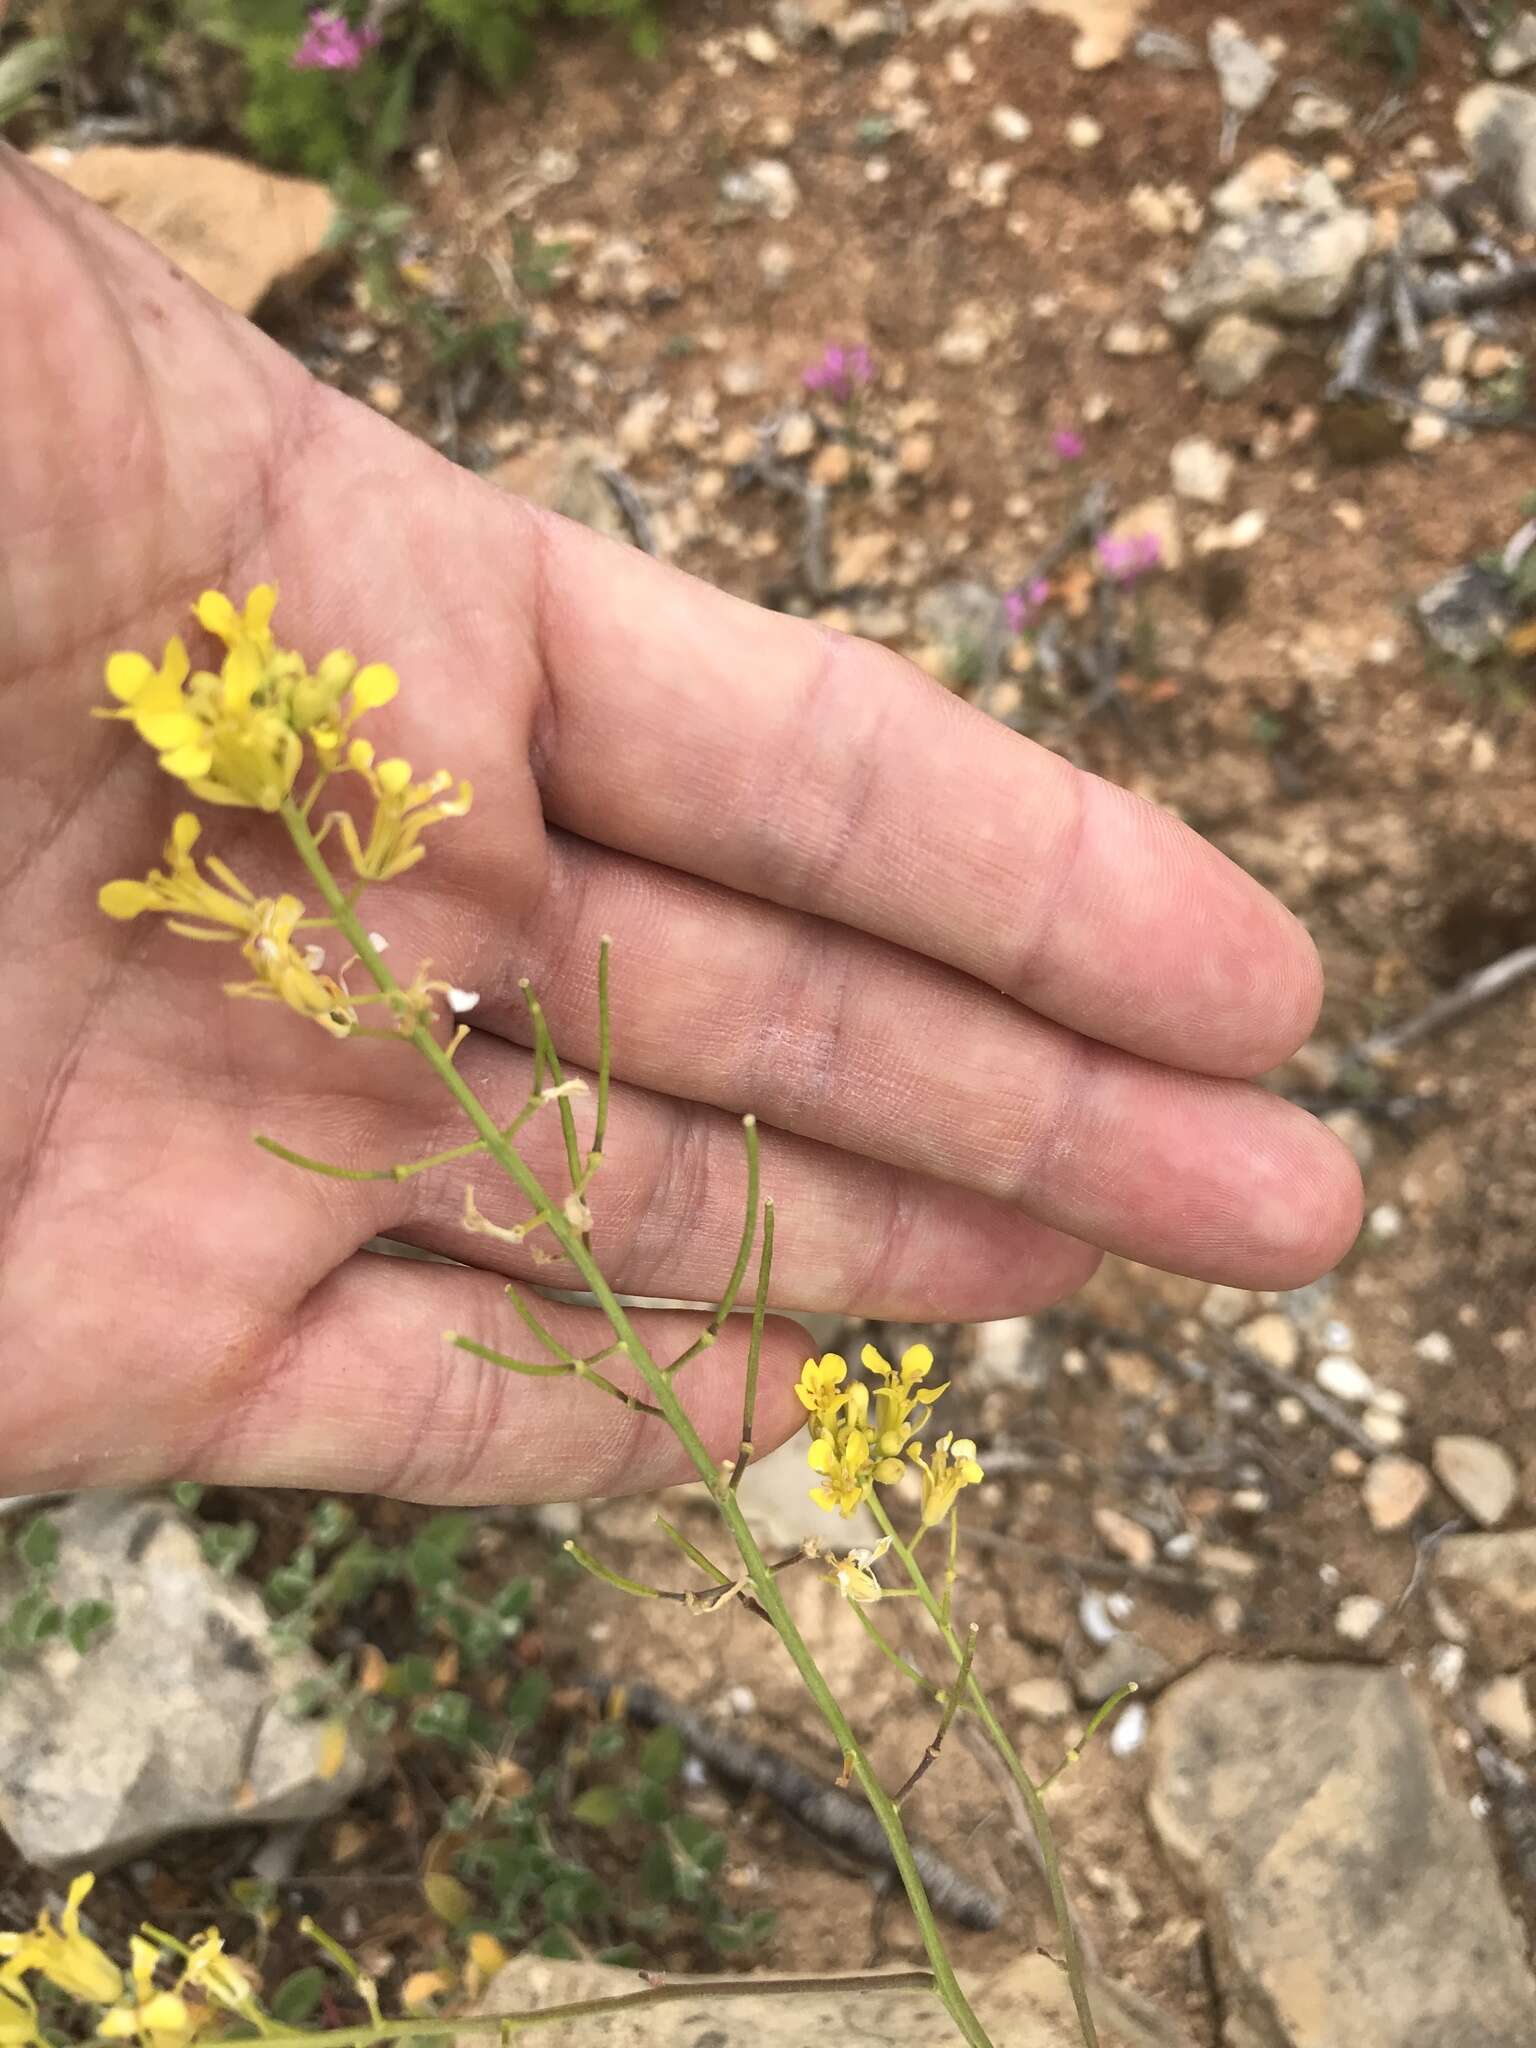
[524,512,1320,1080]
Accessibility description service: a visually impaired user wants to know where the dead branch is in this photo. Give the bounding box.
[1352,942,1536,1064]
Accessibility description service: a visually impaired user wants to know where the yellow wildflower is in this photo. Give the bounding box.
[910,1432,984,1529]
[795,1352,850,1427]
[862,1341,947,1464]
[226,895,357,1038]
[98,636,200,756]
[338,739,472,881]
[0,1875,124,2006]
[172,641,303,811]
[99,1940,199,2048]
[98,813,257,936]
[180,1931,259,2015]
[808,1424,872,1517]
[0,1971,41,2048]
[824,1539,890,1602]
[194,584,277,658]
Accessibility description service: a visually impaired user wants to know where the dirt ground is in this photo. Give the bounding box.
[11,0,1536,2037]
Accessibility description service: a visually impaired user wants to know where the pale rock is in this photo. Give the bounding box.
[1431,1529,1536,1658]
[31,143,335,317]
[1148,1662,1536,2044]
[1414,564,1513,665]
[1285,91,1352,137]
[1194,312,1284,395]
[1238,1312,1299,1372]
[1164,204,1373,329]
[1476,1672,1535,1753]
[1362,1408,1406,1449]
[758,240,795,288]
[1103,319,1172,356]
[1007,1675,1075,1722]
[810,442,853,487]
[1104,1346,1162,1398]
[0,1495,375,1870]
[1208,17,1276,119]
[721,426,760,465]
[1211,150,1338,221]
[1403,198,1460,258]
[734,1436,880,1551]
[990,105,1032,142]
[1067,114,1104,150]
[1169,434,1234,505]
[1433,1434,1519,1527]
[489,437,632,543]
[1456,83,1536,230]
[1135,27,1200,69]
[1335,1593,1387,1641]
[898,430,936,474]
[1417,1330,1455,1366]
[1363,1455,1433,1532]
[719,157,800,221]
[776,410,817,457]
[1203,1283,1253,1328]
[1405,411,1448,454]
[617,392,669,458]
[1076,1633,1175,1704]
[1315,1353,1376,1404]
[1193,508,1266,554]
[1488,10,1536,79]
[742,24,780,62]
[474,1947,1189,2047]
[834,528,896,587]
[1108,1699,1148,1755]
[936,303,994,365]
[1093,1507,1158,1568]
[968,1316,1036,1388]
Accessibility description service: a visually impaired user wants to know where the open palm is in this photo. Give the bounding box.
[0,148,1361,1505]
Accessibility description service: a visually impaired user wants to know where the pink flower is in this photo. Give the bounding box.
[292,7,380,71]
[1051,428,1086,461]
[1004,577,1052,632]
[1094,531,1162,584]
[803,343,875,404]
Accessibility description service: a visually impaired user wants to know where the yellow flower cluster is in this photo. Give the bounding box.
[796,1342,982,1528]
[0,1877,258,2048]
[95,587,473,1037]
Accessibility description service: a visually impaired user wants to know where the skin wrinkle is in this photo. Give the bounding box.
[1005,760,1089,1009]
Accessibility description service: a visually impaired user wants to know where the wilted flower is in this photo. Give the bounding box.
[802,343,875,405]
[910,1431,984,1528]
[292,7,380,71]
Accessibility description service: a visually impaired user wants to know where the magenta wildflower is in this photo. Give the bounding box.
[1094,531,1163,584]
[292,7,380,71]
[803,343,875,405]
[1051,428,1086,461]
[1004,577,1052,632]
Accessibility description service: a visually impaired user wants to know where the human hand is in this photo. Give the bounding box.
[0,149,1360,1504]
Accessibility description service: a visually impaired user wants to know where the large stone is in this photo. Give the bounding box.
[1415,564,1515,666]
[28,143,334,317]
[1433,1433,1520,1526]
[1489,10,1536,78]
[1458,83,1536,230]
[0,1494,374,1872]
[1147,1660,1536,2048]
[1194,313,1284,396]
[475,1950,1189,2046]
[1163,205,1372,330]
[1432,1527,1536,1657]
[488,437,632,543]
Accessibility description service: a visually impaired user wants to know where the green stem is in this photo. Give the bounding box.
[277,800,993,2048]
[730,1196,773,1489]
[895,1623,976,1805]
[132,1971,935,2048]
[668,1116,760,1377]
[870,1498,1098,2048]
[850,1602,943,1700]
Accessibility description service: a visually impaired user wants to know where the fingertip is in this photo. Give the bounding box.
[1236,1115,1365,1290]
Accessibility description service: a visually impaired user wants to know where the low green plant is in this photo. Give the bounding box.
[0,1511,115,1667]
[1332,0,1425,81]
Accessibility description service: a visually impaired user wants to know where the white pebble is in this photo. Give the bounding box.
[1368,1203,1404,1241]
[446,987,481,1014]
[1109,1700,1148,1756]
[1315,1354,1376,1404]
[1323,1318,1354,1352]
[1362,1408,1406,1449]
[990,105,1032,142]
[1335,1594,1386,1642]
[1067,114,1104,150]
[1416,1331,1454,1365]
[1430,1642,1467,1692]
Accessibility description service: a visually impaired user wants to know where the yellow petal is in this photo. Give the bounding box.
[351,663,398,710]
[162,636,190,687]
[160,743,215,782]
[104,652,154,702]
[97,2011,136,2039]
[136,711,204,750]
[377,757,413,796]
[194,591,239,642]
[170,813,201,858]
[244,585,277,636]
[347,737,375,771]
[99,881,152,919]
[861,1343,894,1378]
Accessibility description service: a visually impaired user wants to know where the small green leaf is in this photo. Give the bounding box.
[639,1837,674,1903]
[65,1600,114,1656]
[504,1670,550,1730]
[271,1968,326,2025]
[640,1723,684,1783]
[265,1561,316,1614]
[630,1779,670,1826]
[171,1482,205,1512]
[423,1873,475,1926]
[201,1521,258,1577]
[570,1785,627,1828]
[306,1500,355,1551]
[411,1690,474,1748]
[588,1724,627,1763]
[18,1515,59,1572]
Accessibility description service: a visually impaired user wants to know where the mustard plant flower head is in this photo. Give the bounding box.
[226,895,358,1038]
[862,1340,948,1464]
[98,1939,199,2048]
[824,1538,891,1602]
[339,739,473,882]
[807,1423,873,1518]
[97,586,404,810]
[179,1931,260,2016]
[0,1874,124,2006]
[795,1352,850,1427]
[0,1971,41,2048]
[910,1431,984,1529]
[98,812,258,937]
